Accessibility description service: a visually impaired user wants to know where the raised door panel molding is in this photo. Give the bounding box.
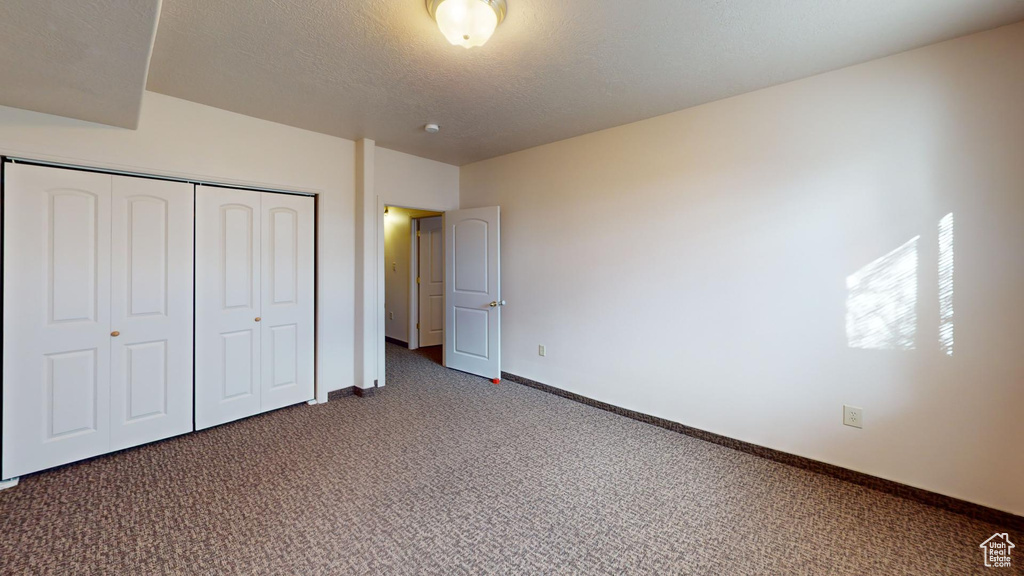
[222,204,257,310]
[452,219,489,295]
[49,191,101,324]
[126,195,169,317]
[269,323,299,390]
[269,208,298,305]
[124,340,169,422]
[46,348,100,439]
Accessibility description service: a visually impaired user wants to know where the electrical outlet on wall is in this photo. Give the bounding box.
[843,405,863,429]
[538,345,546,357]
[389,311,394,320]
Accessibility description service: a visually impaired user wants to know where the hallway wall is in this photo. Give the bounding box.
[384,208,413,343]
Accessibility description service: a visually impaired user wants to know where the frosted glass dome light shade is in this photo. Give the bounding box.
[427,0,507,49]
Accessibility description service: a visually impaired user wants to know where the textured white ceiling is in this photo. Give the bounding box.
[146,0,1024,165]
[3,2,1024,164]
[0,0,161,128]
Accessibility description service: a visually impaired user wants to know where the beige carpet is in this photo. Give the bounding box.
[0,343,1019,575]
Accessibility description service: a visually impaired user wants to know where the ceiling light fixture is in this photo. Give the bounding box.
[426,0,507,49]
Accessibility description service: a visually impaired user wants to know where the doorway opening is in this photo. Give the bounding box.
[384,206,445,368]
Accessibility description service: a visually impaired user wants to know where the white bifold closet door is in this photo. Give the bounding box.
[2,164,194,479]
[109,176,195,451]
[194,186,314,430]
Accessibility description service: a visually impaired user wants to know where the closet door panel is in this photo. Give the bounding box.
[195,186,262,429]
[109,177,194,451]
[2,164,112,479]
[260,195,315,412]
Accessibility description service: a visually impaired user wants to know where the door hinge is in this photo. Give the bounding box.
[416,276,421,284]
[417,230,421,237]
[416,322,420,329]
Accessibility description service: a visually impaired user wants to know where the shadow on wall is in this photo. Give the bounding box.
[846,213,954,355]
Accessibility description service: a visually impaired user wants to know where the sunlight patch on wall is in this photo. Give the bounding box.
[938,213,955,356]
[846,236,920,351]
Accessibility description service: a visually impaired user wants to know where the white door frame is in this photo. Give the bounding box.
[376,197,447,388]
[408,219,420,350]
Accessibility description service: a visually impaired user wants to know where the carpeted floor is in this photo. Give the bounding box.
[0,343,1019,575]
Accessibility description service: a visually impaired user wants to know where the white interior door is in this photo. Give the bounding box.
[418,216,444,347]
[109,176,194,451]
[444,206,502,380]
[260,193,315,412]
[195,185,262,430]
[3,164,112,479]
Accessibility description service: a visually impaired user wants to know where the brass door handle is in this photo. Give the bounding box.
[255,317,261,322]
[111,331,120,337]
[489,300,507,308]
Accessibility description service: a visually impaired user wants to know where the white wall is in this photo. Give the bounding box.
[375,147,461,212]
[384,208,414,342]
[0,91,356,397]
[460,22,1024,515]
[358,145,458,388]
[377,150,461,346]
